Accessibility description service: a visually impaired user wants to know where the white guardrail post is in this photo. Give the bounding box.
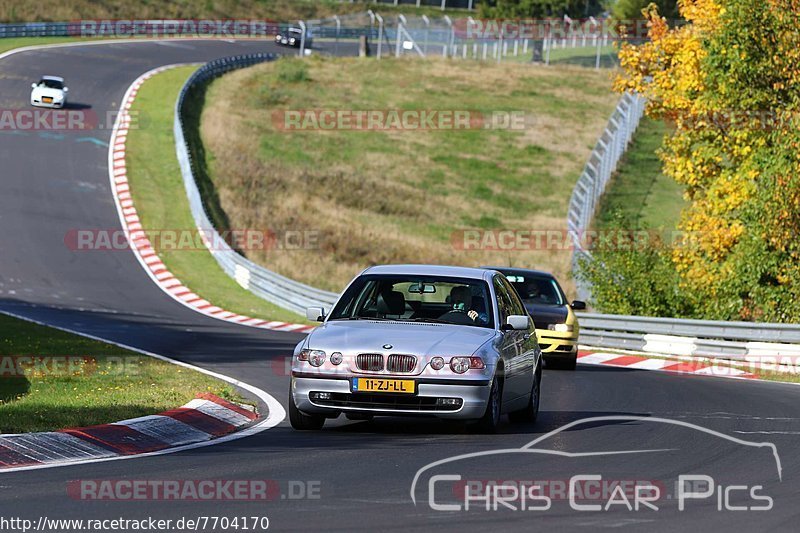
[298,20,307,57]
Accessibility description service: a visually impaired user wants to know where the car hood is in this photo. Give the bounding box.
[306,320,496,357]
[525,304,568,328]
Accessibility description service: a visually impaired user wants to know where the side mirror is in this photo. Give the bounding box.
[305,307,325,322]
[504,315,530,331]
[63,87,69,92]
[571,300,586,310]
[31,83,37,88]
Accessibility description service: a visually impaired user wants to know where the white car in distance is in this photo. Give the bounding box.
[31,76,68,108]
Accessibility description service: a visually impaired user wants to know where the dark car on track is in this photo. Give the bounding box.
[275,27,312,48]
[486,267,586,370]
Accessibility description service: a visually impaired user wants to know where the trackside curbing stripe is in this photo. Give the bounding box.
[0,395,255,469]
[62,425,169,455]
[112,415,213,447]
[106,65,315,335]
[577,350,759,380]
[0,308,286,474]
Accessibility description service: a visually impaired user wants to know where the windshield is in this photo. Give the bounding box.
[329,274,494,328]
[503,273,565,306]
[38,79,63,89]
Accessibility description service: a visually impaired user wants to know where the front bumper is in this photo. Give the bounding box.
[536,329,578,357]
[31,99,64,109]
[276,37,301,47]
[291,376,491,420]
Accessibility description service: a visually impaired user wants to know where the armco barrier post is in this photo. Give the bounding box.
[375,13,384,59]
[298,20,307,57]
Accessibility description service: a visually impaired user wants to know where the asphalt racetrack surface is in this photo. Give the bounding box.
[0,39,798,531]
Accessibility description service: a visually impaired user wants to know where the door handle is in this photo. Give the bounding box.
[523,333,532,340]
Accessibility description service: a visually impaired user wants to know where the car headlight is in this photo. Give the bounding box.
[547,323,573,332]
[330,352,343,365]
[430,356,445,370]
[449,356,485,374]
[298,349,326,366]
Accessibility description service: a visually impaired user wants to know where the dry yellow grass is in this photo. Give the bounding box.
[198,56,617,296]
[1,0,461,23]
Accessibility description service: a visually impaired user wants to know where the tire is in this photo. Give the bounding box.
[470,376,502,434]
[509,362,541,424]
[288,383,325,430]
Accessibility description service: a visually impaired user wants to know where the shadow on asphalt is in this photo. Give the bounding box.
[63,101,92,110]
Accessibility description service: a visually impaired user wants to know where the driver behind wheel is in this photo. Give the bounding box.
[440,286,489,325]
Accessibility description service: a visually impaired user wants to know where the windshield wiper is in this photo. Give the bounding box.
[405,317,450,324]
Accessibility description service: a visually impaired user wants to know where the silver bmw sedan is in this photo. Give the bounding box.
[289,265,542,433]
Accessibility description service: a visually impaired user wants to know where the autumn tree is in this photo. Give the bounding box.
[595,0,800,321]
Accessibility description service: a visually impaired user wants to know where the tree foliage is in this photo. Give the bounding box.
[599,0,800,322]
[577,213,697,317]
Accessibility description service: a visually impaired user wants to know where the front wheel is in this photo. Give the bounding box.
[470,377,502,434]
[288,383,325,430]
[509,362,541,424]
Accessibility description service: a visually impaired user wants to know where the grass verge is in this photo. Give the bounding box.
[0,313,243,433]
[198,56,618,295]
[125,66,309,324]
[596,116,686,230]
[0,36,97,55]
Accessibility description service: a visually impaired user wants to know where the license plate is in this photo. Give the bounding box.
[352,378,414,394]
[42,97,53,103]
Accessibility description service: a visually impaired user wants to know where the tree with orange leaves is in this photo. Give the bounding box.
[587,0,800,321]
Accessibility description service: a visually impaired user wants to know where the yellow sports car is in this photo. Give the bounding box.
[488,267,585,370]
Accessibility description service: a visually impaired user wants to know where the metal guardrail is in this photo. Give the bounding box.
[566,92,646,301]
[0,20,373,39]
[0,21,281,38]
[0,22,72,38]
[173,54,340,315]
[579,313,800,343]
[577,312,800,359]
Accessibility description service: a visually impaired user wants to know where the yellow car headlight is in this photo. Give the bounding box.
[547,323,573,333]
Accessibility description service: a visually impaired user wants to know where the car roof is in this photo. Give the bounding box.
[482,266,557,280]
[363,264,495,281]
[41,76,64,82]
